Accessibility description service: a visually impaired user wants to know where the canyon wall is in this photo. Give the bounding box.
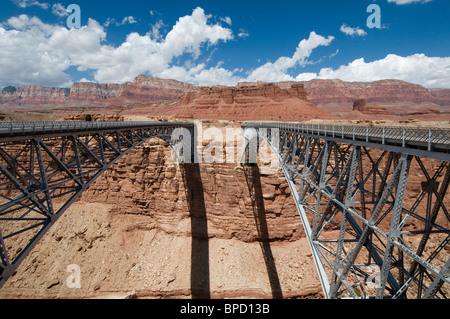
[0,75,194,107]
[295,79,450,106]
[68,83,120,101]
[117,75,194,102]
[0,85,69,105]
[2,77,449,115]
[181,83,308,105]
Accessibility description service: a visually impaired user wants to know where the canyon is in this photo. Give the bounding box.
[0,127,323,299]
[0,75,449,299]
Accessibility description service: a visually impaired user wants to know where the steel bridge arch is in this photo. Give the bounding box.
[241,123,450,299]
[0,121,194,287]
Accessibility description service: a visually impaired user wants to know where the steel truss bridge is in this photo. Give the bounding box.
[0,121,449,299]
[242,123,450,299]
[0,121,194,288]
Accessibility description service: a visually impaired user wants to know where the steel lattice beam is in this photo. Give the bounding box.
[243,123,450,299]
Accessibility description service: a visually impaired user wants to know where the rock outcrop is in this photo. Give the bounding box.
[180,83,308,105]
[2,77,450,120]
[165,83,337,121]
[429,88,450,106]
[352,99,396,116]
[0,85,70,105]
[80,139,300,243]
[117,75,194,102]
[296,79,450,107]
[68,83,120,101]
[0,122,447,299]
[0,124,325,299]
[63,114,124,122]
[0,75,193,106]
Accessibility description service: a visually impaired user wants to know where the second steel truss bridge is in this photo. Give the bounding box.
[242,122,450,299]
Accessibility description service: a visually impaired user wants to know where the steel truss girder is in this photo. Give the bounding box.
[0,123,194,288]
[243,126,450,299]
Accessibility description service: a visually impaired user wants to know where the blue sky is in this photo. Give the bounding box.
[0,0,449,88]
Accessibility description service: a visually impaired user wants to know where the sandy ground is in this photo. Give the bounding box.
[0,202,322,299]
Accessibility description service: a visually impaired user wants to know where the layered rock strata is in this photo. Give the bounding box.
[0,75,194,106]
[68,83,120,101]
[296,79,450,107]
[165,83,337,121]
[2,77,449,120]
[352,99,396,116]
[0,85,69,105]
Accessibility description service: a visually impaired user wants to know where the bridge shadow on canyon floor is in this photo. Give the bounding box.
[181,163,283,299]
[243,164,283,299]
[181,163,210,299]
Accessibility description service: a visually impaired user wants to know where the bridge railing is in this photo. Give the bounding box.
[243,122,450,152]
[0,121,194,139]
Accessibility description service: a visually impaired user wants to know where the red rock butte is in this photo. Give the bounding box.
[163,83,339,121]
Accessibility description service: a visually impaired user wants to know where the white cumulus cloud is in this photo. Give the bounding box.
[51,3,68,17]
[158,63,241,87]
[299,53,450,88]
[220,16,232,26]
[387,0,432,4]
[0,15,71,87]
[12,0,49,9]
[247,31,334,82]
[92,7,234,84]
[340,24,367,37]
[121,16,138,25]
[0,7,234,87]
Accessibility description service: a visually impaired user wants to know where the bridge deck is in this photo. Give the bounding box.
[243,122,450,161]
[0,121,195,142]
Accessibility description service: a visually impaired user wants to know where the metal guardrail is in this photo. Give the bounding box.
[243,122,450,152]
[0,121,194,138]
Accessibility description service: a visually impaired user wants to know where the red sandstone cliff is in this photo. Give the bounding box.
[0,127,323,299]
[2,77,450,119]
[117,75,193,102]
[162,83,337,121]
[0,123,447,299]
[181,83,308,104]
[0,75,193,107]
[68,83,120,101]
[0,85,69,105]
[270,79,450,119]
[429,88,450,107]
[352,99,396,115]
[295,79,449,107]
